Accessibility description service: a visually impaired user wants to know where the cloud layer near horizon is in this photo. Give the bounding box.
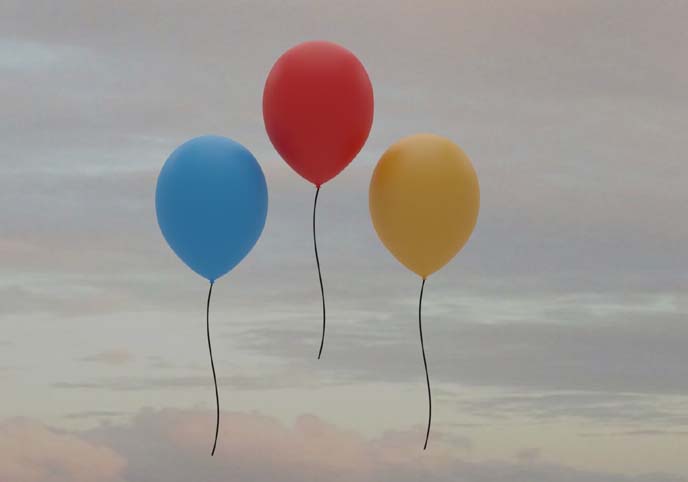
[1,409,684,482]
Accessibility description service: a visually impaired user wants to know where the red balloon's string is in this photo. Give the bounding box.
[313,186,326,359]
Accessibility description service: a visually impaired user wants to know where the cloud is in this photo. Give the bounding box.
[52,373,289,391]
[515,447,541,463]
[64,410,126,420]
[4,409,684,482]
[80,349,134,366]
[453,391,688,427]
[239,311,688,396]
[580,429,688,438]
[0,418,125,482]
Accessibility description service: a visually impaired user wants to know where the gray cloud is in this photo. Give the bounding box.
[453,391,688,427]
[53,375,274,391]
[580,429,688,438]
[239,311,688,395]
[80,349,135,365]
[64,410,127,420]
[515,447,542,463]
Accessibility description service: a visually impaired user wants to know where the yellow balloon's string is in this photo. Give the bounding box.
[313,186,326,360]
[206,280,220,456]
[418,277,432,450]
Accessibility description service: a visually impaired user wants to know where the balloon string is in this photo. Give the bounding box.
[418,277,431,450]
[313,186,326,360]
[206,280,220,456]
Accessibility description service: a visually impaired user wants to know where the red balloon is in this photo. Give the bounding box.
[263,41,374,187]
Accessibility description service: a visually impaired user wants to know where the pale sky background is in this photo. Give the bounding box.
[1,1,687,481]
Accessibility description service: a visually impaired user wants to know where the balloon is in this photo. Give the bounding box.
[262,41,373,359]
[369,134,480,279]
[263,40,374,186]
[369,133,480,449]
[156,135,268,282]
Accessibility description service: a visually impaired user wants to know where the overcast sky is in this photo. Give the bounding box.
[1,1,687,481]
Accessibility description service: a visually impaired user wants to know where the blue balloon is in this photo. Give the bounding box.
[156,135,268,282]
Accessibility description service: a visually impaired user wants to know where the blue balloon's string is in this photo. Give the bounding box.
[418,277,431,450]
[313,186,326,360]
[206,280,220,456]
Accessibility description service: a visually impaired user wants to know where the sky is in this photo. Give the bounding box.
[1,0,687,480]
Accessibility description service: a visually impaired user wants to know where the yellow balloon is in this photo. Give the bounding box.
[369,134,480,278]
